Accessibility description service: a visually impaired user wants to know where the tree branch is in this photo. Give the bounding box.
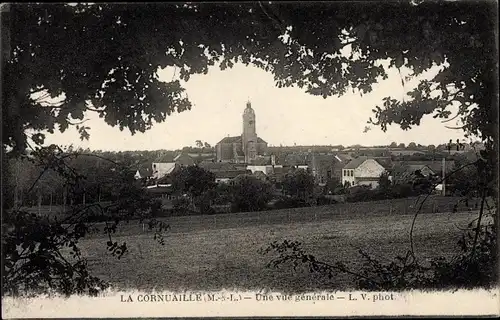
[409,160,479,256]
[258,1,286,33]
[471,188,487,257]
[440,111,461,123]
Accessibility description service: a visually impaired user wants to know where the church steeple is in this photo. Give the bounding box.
[242,100,257,163]
[244,100,254,114]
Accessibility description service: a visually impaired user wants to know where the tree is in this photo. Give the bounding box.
[398,143,406,149]
[408,142,417,149]
[195,140,203,148]
[282,169,315,201]
[377,171,392,192]
[170,165,216,212]
[231,175,273,212]
[3,2,496,158]
[326,178,341,195]
[389,142,398,148]
[2,146,167,297]
[427,144,436,152]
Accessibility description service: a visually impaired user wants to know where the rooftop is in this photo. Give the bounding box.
[217,135,267,145]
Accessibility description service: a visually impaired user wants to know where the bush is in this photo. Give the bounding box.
[172,197,191,214]
[271,196,311,210]
[212,184,233,205]
[262,221,496,291]
[315,195,338,206]
[231,175,273,212]
[344,182,425,203]
[388,183,415,198]
[282,169,315,200]
[345,185,382,202]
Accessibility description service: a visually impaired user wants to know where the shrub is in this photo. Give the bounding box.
[272,196,311,210]
[282,169,315,200]
[231,175,273,212]
[315,195,338,206]
[172,197,191,214]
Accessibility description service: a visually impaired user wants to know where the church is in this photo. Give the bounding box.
[215,101,268,163]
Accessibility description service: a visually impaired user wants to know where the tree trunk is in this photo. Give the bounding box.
[49,192,52,212]
[63,186,67,211]
[37,191,42,215]
[14,161,19,209]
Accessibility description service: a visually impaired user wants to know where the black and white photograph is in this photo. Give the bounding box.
[1,1,498,318]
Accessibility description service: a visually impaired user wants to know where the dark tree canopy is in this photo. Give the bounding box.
[282,169,315,200]
[2,1,497,157]
[171,165,216,198]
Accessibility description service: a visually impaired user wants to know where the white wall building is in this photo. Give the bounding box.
[152,162,177,179]
[246,164,283,175]
[342,157,388,189]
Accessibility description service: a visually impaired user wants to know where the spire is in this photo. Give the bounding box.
[244,100,254,115]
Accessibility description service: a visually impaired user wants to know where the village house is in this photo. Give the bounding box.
[214,170,251,184]
[198,162,251,184]
[341,156,391,189]
[151,153,196,180]
[134,167,152,180]
[391,163,436,184]
[393,160,454,176]
[246,154,282,175]
[309,153,353,186]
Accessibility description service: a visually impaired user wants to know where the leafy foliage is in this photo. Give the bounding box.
[170,165,216,213]
[231,175,274,212]
[171,165,216,198]
[262,154,497,290]
[282,169,315,201]
[2,210,108,297]
[261,216,496,291]
[2,145,169,297]
[377,171,392,191]
[3,2,497,155]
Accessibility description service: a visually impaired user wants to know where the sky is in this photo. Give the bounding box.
[43,62,467,151]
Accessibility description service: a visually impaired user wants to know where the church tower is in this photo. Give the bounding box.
[242,101,257,163]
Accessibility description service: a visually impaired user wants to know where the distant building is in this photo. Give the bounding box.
[341,156,389,189]
[173,153,195,166]
[214,170,250,184]
[198,161,251,184]
[151,153,195,180]
[392,160,455,176]
[309,153,353,186]
[389,149,426,156]
[215,101,267,163]
[246,154,282,175]
[151,162,177,180]
[392,163,436,184]
[278,152,352,186]
[134,168,151,180]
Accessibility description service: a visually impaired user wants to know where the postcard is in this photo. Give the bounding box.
[1,1,498,318]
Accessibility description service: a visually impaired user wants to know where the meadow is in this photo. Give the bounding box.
[74,196,487,292]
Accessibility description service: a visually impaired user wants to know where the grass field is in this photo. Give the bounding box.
[74,196,488,292]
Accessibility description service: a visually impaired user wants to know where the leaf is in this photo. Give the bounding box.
[395,54,404,69]
[356,23,367,40]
